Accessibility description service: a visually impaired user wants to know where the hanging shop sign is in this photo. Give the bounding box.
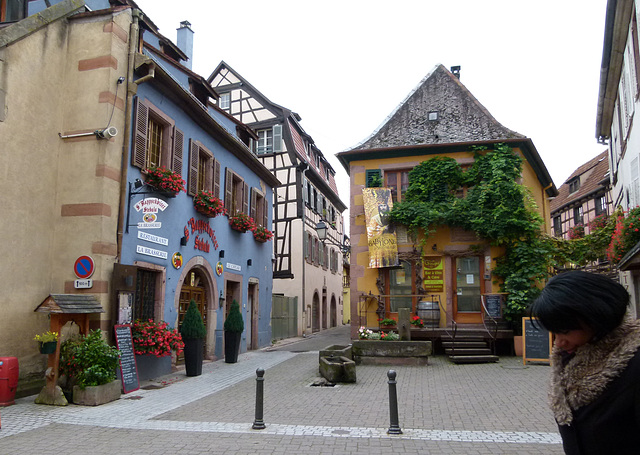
[134,198,168,213]
[216,261,223,276]
[423,256,444,292]
[362,188,399,268]
[172,252,183,269]
[138,212,161,229]
[183,217,219,253]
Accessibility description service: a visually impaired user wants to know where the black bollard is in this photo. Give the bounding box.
[387,369,403,434]
[252,368,266,430]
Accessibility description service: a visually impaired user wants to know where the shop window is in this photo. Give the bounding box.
[224,167,248,215]
[132,98,184,174]
[134,269,157,321]
[188,139,220,197]
[387,260,414,313]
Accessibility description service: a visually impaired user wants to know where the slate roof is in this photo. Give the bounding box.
[34,294,104,314]
[550,151,610,214]
[351,64,524,151]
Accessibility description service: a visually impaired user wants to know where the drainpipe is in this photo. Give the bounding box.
[299,162,309,335]
[116,9,142,259]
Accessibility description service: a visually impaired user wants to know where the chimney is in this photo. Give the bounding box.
[177,21,194,70]
[450,65,461,79]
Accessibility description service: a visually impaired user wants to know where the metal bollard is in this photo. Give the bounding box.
[387,369,403,434]
[252,368,266,430]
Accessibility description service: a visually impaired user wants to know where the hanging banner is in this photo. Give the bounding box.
[363,187,399,268]
[423,256,444,292]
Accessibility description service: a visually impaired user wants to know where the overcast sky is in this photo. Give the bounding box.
[134,0,609,203]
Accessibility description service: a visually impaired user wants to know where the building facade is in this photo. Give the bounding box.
[0,0,277,387]
[208,62,347,336]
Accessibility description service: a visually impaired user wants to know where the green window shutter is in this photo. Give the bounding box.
[366,169,382,188]
[273,124,283,153]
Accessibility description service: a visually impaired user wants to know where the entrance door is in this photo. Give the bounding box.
[312,292,320,332]
[178,270,207,334]
[453,257,484,324]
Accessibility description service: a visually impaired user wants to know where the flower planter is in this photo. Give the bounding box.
[224,331,242,363]
[195,206,221,218]
[183,338,204,377]
[135,354,172,381]
[72,379,121,406]
[351,340,432,366]
[39,341,57,354]
[254,236,267,243]
[230,225,248,233]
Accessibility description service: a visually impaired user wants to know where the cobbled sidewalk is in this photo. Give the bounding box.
[0,327,563,454]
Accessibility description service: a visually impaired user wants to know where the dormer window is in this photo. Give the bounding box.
[219,93,230,110]
[428,111,439,121]
[568,177,580,194]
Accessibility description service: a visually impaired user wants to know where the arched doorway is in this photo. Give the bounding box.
[312,292,320,332]
[178,269,208,345]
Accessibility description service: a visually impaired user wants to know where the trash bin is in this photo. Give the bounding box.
[0,357,18,406]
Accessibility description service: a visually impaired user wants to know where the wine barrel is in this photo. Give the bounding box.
[416,300,440,328]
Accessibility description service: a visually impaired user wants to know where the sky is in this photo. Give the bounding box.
[134,0,609,205]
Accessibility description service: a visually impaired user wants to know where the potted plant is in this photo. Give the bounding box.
[180,300,207,377]
[252,225,273,243]
[224,300,244,363]
[193,190,226,218]
[143,166,186,197]
[59,330,121,405]
[228,212,255,233]
[34,331,59,354]
[131,320,184,381]
[410,315,425,328]
[379,317,397,329]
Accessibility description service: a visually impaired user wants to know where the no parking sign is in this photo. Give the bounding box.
[74,255,95,279]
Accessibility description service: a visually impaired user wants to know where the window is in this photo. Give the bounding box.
[133,98,184,174]
[250,188,269,228]
[366,169,382,188]
[385,170,410,202]
[553,216,562,237]
[219,93,230,110]
[188,140,220,196]
[388,261,414,312]
[255,125,282,155]
[224,168,248,215]
[568,178,580,194]
[134,269,157,321]
[595,195,607,216]
[573,206,583,225]
[1,0,27,22]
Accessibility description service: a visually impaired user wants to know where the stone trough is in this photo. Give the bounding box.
[351,340,432,366]
[318,344,356,383]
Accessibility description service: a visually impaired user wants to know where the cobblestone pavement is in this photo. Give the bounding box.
[0,326,562,454]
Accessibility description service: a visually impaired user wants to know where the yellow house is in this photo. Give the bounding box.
[337,65,557,359]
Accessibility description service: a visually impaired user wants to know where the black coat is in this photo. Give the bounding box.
[550,320,640,455]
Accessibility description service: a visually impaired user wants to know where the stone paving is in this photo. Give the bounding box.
[0,326,563,454]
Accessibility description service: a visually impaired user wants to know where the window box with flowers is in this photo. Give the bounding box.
[378,317,397,329]
[608,207,640,263]
[229,212,255,233]
[143,166,186,197]
[131,320,184,381]
[252,225,273,243]
[410,315,425,328]
[568,224,585,239]
[193,190,225,218]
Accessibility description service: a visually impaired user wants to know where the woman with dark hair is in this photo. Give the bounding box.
[530,270,640,454]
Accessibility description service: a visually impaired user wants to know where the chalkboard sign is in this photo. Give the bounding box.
[482,294,504,319]
[522,317,552,365]
[114,324,139,393]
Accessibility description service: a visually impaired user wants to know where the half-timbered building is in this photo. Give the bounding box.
[208,62,347,336]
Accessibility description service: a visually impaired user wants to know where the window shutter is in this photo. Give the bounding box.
[250,188,257,222]
[273,124,283,153]
[172,128,184,175]
[188,139,199,196]
[213,158,221,197]
[204,153,213,192]
[303,179,308,204]
[303,232,308,259]
[243,181,249,215]
[365,169,382,188]
[224,168,233,213]
[262,195,268,228]
[132,98,148,168]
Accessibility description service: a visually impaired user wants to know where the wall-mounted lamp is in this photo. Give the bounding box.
[180,236,188,246]
[432,244,437,251]
[134,178,144,189]
[315,221,349,254]
[219,290,225,308]
[219,250,225,258]
[247,259,252,267]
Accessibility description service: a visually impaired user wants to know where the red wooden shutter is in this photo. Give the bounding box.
[224,168,233,213]
[172,128,184,176]
[213,158,221,198]
[188,139,199,196]
[132,98,148,168]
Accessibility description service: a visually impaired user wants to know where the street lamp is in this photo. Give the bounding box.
[315,221,349,254]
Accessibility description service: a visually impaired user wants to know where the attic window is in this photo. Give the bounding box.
[428,111,439,121]
[568,177,580,194]
[219,93,230,110]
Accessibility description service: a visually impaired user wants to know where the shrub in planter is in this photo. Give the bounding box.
[180,300,207,377]
[224,300,244,363]
[59,330,120,392]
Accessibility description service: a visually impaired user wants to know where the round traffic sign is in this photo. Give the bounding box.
[74,255,95,279]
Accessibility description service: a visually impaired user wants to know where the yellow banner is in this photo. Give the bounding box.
[363,188,399,268]
[423,256,444,292]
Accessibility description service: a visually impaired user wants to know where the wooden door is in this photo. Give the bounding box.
[453,257,484,324]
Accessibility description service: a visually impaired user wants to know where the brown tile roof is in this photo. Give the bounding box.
[550,151,610,213]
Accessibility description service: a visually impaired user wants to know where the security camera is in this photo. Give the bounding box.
[95,126,118,139]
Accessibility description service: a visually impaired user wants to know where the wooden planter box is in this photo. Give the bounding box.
[352,340,432,366]
[73,379,121,406]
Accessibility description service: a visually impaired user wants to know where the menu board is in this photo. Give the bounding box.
[482,294,503,319]
[522,317,552,365]
[114,324,139,393]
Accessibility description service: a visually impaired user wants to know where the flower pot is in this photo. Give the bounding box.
[135,354,172,381]
[230,225,248,233]
[195,206,220,217]
[183,338,204,377]
[72,380,121,406]
[254,236,267,243]
[224,331,242,363]
[513,335,523,357]
[39,341,57,355]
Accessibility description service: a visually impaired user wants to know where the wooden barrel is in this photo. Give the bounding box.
[416,300,440,328]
